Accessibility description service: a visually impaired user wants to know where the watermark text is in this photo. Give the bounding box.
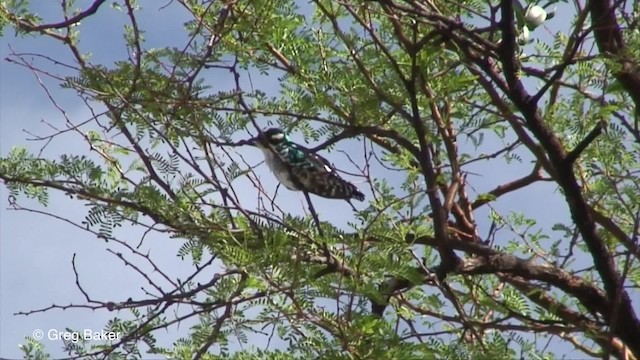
[32,329,121,343]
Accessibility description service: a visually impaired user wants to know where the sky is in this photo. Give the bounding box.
[0,3,218,358]
[0,1,626,359]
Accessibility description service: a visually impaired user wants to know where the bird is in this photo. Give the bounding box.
[249,127,365,202]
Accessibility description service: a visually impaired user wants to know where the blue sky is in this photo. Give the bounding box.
[0,1,623,359]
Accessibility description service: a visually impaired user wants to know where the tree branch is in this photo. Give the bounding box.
[565,120,606,165]
[13,0,108,32]
[588,0,640,112]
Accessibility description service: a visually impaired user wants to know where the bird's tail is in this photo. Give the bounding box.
[318,175,365,201]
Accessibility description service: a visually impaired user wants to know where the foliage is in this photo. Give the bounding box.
[1,0,640,359]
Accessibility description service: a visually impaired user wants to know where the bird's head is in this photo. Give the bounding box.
[249,127,289,148]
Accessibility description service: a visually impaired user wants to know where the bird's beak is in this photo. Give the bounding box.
[248,135,260,146]
[243,134,263,147]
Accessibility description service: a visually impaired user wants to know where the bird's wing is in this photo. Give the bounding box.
[290,144,365,201]
[288,143,338,175]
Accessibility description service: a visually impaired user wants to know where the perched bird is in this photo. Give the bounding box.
[249,127,365,202]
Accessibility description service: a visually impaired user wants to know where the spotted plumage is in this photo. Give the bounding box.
[250,128,365,201]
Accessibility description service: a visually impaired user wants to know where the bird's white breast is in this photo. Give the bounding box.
[258,147,299,190]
